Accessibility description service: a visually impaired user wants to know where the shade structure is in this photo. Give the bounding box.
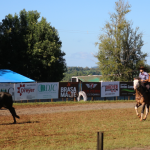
[0,69,35,83]
[77,76,101,82]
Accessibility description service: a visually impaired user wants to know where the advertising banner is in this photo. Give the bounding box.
[101,81,120,97]
[59,82,78,98]
[82,82,101,97]
[0,83,15,100]
[120,82,135,96]
[15,83,37,100]
[37,82,59,99]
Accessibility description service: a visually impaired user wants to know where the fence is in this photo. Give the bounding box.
[0,81,136,101]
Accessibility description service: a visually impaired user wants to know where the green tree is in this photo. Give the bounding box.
[61,66,101,82]
[0,9,67,82]
[95,0,147,81]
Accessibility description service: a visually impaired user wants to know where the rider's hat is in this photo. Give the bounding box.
[138,66,147,70]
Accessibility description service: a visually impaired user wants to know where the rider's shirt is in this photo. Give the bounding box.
[139,72,149,80]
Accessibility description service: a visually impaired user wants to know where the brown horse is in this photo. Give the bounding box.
[0,92,20,124]
[134,78,150,121]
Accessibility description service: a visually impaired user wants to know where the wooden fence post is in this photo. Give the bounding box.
[128,96,130,100]
[51,99,53,102]
[97,131,104,150]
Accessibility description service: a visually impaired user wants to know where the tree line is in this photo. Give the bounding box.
[61,67,101,82]
[0,9,67,82]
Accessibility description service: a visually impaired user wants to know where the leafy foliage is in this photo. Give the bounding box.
[61,66,101,82]
[95,0,147,81]
[0,9,67,82]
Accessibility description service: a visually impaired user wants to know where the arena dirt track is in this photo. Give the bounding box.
[0,102,136,116]
[1,102,150,150]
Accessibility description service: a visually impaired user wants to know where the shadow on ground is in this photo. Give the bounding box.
[0,121,40,125]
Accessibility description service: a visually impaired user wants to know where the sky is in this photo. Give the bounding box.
[1,0,150,68]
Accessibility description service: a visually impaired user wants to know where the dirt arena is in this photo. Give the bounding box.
[0,102,136,116]
[1,102,150,150]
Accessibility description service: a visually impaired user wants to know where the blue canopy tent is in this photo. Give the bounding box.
[0,69,35,82]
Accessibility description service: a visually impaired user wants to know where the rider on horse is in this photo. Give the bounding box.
[139,66,150,92]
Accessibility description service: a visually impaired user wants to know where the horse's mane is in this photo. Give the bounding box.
[134,77,141,80]
[134,78,146,95]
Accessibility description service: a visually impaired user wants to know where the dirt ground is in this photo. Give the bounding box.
[0,102,136,116]
[114,148,150,150]
[1,102,150,150]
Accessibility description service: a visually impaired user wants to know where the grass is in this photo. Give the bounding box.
[1,101,150,150]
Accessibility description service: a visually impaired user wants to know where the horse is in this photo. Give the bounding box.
[134,78,150,121]
[0,92,20,124]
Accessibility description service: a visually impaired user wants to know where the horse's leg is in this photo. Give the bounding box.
[8,107,16,124]
[135,103,141,118]
[143,104,149,120]
[8,107,20,124]
[140,103,145,121]
[12,107,20,119]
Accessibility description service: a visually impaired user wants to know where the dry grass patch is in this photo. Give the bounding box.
[0,105,150,150]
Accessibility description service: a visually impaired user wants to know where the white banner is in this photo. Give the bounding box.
[0,83,15,100]
[101,81,120,97]
[15,83,37,100]
[37,82,59,99]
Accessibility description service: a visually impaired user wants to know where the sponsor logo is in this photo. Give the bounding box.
[84,83,100,97]
[121,89,135,92]
[17,84,35,96]
[103,84,118,92]
[38,84,57,92]
[67,82,71,87]
[128,85,133,88]
[86,83,97,89]
[120,84,133,89]
[120,84,127,88]
[86,93,100,96]
[60,87,77,97]
[0,88,7,92]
